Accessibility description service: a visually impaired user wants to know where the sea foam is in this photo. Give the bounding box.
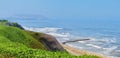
[23,26,120,58]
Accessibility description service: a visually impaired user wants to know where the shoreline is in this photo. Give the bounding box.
[62,44,110,58]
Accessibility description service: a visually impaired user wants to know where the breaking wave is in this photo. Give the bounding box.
[23,26,120,58]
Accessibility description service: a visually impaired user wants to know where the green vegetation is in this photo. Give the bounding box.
[0,20,8,22]
[0,20,24,29]
[0,25,46,49]
[0,20,8,25]
[0,20,100,58]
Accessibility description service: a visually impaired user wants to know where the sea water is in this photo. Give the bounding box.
[8,19,120,58]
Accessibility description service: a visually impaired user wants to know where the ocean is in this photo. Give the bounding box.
[8,19,120,58]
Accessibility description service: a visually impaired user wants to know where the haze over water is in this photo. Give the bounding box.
[0,0,120,58]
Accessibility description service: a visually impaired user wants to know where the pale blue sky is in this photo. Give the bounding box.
[0,0,120,19]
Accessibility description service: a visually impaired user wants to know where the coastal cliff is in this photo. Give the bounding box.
[26,31,65,51]
[0,20,65,51]
[0,20,100,58]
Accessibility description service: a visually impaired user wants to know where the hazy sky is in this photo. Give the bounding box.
[0,0,120,19]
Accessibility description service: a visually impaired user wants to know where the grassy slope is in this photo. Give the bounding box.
[0,25,100,58]
[0,25,46,49]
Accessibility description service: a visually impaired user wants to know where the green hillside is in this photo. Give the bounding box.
[0,25,46,49]
[0,20,24,29]
[0,24,100,58]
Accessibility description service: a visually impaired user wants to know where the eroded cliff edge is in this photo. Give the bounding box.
[0,20,65,52]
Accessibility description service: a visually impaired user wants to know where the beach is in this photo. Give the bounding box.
[62,44,110,58]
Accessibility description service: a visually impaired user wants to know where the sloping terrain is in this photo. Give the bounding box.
[0,20,100,58]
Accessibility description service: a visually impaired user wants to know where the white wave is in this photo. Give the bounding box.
[23,26,70,41]
[23,26,120,58]
[78,41,86,44]
[46,32,70,38]
[86,44,102,49]
[87,37,116,43]
[23,26,62,33]
[101,46,118,56]
[97,38,117,43]
[103,46,117,51]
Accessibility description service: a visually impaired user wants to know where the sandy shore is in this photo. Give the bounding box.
[62,44,110,58]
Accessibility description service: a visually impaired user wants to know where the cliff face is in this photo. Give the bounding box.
[26,31,65,51]
[41,33,65,51]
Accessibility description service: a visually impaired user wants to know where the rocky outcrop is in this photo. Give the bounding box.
[0,20,24,29]
[40,33,65,51]
[26,31,65,52]
[62,39,90,44]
